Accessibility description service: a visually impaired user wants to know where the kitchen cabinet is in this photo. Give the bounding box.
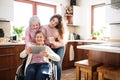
[0,0,14,21]
[106,5,120,24]
[62,41,104,69]
[0,44,25,80]
[78,45,120,67]
[75,42,88,61]
[64,6,81,26]
[62,42,76,69]
[62,42,88,69]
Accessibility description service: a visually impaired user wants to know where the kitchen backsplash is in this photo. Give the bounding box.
[68,26,80,34]
[0,21,11,37]
[67,26,81,39]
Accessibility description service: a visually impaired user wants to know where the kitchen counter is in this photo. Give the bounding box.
[68,40,107,43]
[0,40,106,46]
[77,43,120,53]
[0,41,25,46]
[77,42,120,67]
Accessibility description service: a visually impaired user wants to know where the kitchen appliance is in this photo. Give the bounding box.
[69,33,80,40]
[106,0,120,24]
[70,0,76,6]
[0,28,4,37]
[0,28,4,42]
[106,0,120,9]
[73,33,80,40]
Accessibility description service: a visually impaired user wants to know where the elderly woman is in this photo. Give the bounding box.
[25,15,46,47]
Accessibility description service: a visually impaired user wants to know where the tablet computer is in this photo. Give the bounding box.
[30,46,45,54]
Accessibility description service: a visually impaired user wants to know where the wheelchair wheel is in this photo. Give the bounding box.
[50,62,57,80]
[15,64,24,80]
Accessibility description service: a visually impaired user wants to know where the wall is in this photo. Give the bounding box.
[31,0,69,16]
[1,0,107,39]
[53,0,106,40]
[1,0,69,38]
[72,0,106,39]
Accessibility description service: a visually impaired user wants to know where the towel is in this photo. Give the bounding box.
[69,45,74,61]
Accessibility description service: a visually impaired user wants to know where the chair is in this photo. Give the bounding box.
[97,65,120,80]
[75,59,102,80]
[15,58,57,80]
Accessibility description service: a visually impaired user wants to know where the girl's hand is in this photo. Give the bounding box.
[25,47,32,54]
[40,51,48,57]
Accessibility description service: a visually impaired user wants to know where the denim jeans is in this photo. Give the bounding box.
[24,63,50,80]
[52,46,66,80]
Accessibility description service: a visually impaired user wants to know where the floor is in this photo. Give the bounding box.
[61,68,76,80]
[61,68,84,80]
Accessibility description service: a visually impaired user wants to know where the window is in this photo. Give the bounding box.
[12,0,56,36]
[13,1,33,28]
[36,3,56,25]
[91,3,110,38]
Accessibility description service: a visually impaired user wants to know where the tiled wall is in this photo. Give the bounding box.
[68,26,80,34]
[0,21,11,37]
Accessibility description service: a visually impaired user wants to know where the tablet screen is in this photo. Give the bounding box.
[30,46,45,54]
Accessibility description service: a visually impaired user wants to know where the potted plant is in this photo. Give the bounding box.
[13,26,24,41]
[91,27,106,40]
[91,31,100,40]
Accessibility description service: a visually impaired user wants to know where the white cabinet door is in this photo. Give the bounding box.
[106,5,120,24]
[65,6,81,26]
[73,6,81,26]
[0,0,14,21]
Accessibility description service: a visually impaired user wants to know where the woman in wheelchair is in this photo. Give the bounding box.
[20,30,60,80]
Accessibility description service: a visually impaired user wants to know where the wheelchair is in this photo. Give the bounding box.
[15,58,57,80]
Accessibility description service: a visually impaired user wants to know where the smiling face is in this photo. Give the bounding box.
[31,21,40,31]
[35,32,45,45]
[49,17,59,28]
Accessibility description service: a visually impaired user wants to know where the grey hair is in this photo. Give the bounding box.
[29,15,40,27]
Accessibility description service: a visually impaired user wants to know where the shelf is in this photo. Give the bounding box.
[67,24,79,27]
[64,14,73,16]
[109,23,120,25]
[64,6,81,26]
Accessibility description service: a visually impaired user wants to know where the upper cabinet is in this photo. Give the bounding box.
[0,0,14,21]
[106,5,120,24]
[64,6,81,26]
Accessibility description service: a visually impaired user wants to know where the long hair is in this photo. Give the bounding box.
[50,14,64,39]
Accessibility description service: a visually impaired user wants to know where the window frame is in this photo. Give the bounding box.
[91,3,105,34]
[15,0,56,16]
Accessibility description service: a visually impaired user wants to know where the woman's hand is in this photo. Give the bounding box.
[40,51,48,57]
[25,47,32,55]
[50,41,59,48]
